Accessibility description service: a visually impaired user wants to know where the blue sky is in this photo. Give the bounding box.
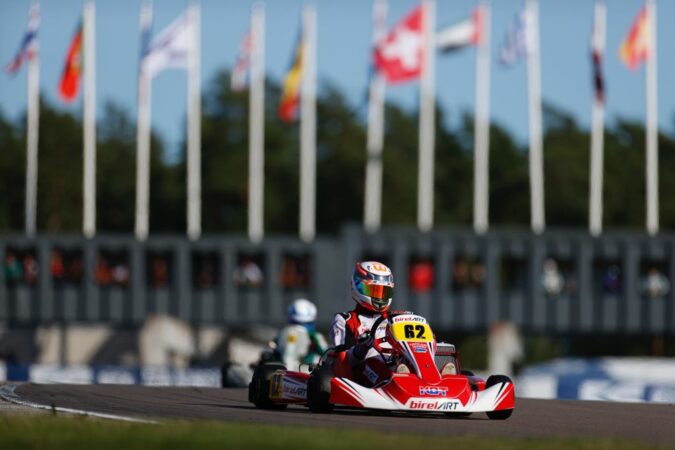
[1,0,674,163]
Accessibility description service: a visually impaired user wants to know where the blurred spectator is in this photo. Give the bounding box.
[279,255,310,289]
[152,256,169,288]
[452,257,470,291]
[4,250,22,287]
[22,253,39,285]
[409,258,434,293]
[640,267,670,299]
[112,261,130,287]
[234,256,264,288]
[541,258,564,296]
[50,249,66,284]
[471,262,486,288]
[602,264,622,295]
[196,262,215,288]
[452,257,484,292]
[68,254,83,284]
[95,256,112,286]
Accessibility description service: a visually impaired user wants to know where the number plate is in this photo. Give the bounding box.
[390,322,433,342]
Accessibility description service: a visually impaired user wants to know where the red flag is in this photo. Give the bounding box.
[59,21,83,103]
[619,7,650,70]
[373,6,423,84]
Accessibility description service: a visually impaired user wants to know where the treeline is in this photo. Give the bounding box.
[2,70,675,235]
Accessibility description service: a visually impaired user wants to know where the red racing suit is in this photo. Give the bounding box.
[328,305,392,386]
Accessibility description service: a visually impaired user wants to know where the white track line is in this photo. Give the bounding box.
[0,383,157,424]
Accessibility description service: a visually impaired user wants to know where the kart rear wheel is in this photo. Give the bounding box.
[307,364,333,413]
[248,362,288,410]
[485,375,513,420]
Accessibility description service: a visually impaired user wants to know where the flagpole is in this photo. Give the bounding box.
[248,3,265,243]
[187,1,201,240]
[135,0,153,241]
[83,0,96,238]
[417,0,436,232]
[25,2,40,237]
[299,3,317,242]
[364,0,387,233]
[589,1,605,237]
[645,0,658,235]
[473,0,491,235]
[526,0,544,234]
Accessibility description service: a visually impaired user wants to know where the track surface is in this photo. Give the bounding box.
[11,384,675,445]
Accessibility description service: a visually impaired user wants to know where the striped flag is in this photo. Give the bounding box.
[619,6,650,70]
[278,32,304,122]
[436,7,483,53]
[58,19,83,103]
[231,28,252,92]
[5,3,39,75]
[498,9,528,66]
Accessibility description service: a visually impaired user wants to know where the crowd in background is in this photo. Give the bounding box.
[2,247,672,300]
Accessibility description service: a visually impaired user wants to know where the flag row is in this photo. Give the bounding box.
[4,0,662,240]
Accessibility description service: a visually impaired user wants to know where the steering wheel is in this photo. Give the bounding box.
[367,310,411,355]
[368,315,391,355]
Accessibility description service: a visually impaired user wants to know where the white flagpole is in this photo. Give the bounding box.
[25,2,40,237]
[135,1,153,241]
[83,0,97,238]
[299,3,317,242]
[417,0,436,232]
[364,0,387,233]
[187,1,201,240]
[645,0,658,235]
[526,0,544,234]
[248,3,265,243]
[473,0,491,235]
[589,1,605,237]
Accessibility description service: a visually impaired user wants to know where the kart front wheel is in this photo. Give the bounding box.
[485,375,513,420]
[248,362,288,410]
[307,364,334,413]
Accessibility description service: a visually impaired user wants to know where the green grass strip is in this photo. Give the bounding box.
[0,415,670,450]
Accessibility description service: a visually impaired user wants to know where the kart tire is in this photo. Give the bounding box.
[485,375,513,420]
[307,364,333,413]
[248,362,288,410]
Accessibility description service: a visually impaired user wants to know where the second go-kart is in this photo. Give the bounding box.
[249,311,515,419]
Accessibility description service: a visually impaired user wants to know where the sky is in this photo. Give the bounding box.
[1,0,675,163]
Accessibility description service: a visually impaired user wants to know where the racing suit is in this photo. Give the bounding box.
[328,305,392,386]
[274,324,328,372]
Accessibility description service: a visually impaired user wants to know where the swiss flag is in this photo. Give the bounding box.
[373,6,424,84]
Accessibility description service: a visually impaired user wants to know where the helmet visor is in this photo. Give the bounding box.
[361,282,394,301]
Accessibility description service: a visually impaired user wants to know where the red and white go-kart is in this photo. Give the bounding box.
[249,311,515,419]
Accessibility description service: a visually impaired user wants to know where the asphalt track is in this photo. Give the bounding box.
[7,384,675,445]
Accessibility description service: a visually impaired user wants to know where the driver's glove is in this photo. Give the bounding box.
[352,334,374,360]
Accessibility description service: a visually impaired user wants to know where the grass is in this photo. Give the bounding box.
[0,414,671,450]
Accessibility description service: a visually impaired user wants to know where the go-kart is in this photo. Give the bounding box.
[249,311,515,419]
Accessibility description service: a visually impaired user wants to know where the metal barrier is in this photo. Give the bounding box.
[1,228,674,335]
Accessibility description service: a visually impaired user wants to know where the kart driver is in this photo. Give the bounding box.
[329,261,396,387]
[274,298,328,372]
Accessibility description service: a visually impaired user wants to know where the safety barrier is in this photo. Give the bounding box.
[1,227,675,334]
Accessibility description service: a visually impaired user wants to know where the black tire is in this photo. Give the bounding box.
[248,362,288,410]
[307,364,333,413]
[485,375,514,420]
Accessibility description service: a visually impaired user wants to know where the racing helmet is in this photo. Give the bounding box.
[288,298,317,324]
[351,261,394,312]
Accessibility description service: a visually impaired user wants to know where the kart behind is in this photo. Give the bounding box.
[249,311,515,419]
